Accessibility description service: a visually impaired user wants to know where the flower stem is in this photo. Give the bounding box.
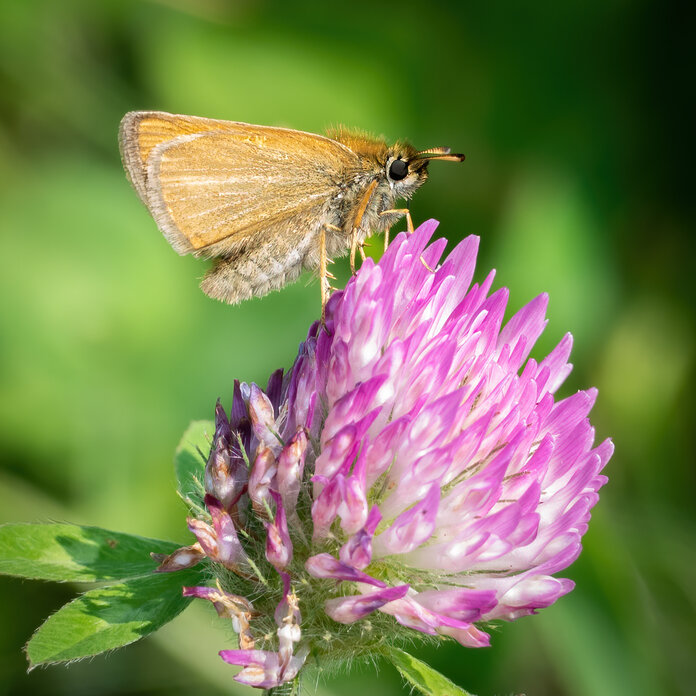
[264,680,297,696]
[263,681,297,696]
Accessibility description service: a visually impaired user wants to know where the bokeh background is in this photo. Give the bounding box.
[1,1,693,695]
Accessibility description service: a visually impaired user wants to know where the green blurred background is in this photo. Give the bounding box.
[0,1,693,694]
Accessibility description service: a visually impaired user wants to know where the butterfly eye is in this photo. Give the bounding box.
[388,158,409,181]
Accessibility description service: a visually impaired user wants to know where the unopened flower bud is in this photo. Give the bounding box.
[248,445,277,513]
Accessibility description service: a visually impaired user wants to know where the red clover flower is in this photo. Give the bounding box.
[158,220,612,690]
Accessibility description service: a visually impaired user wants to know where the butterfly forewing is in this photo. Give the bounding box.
[120,112,226,205]
[120,112,360,256]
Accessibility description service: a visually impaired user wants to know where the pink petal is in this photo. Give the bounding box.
[373,484,440,555]
[305,552,386,587]
[324,585,410,623]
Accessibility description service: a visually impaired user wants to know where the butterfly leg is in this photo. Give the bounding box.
[380,208,414,254]
[319,225,331,319]
[350,229,369,269]
[380,208,414,234]
[358,241,368,262]
[350,180,379,274]
[319,224,342,320]
[379,208,434,271]
[349,226,358,274]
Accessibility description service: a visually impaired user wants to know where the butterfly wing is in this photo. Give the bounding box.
[119,111,360,256]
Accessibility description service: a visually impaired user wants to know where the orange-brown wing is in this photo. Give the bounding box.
[119,111,359,255]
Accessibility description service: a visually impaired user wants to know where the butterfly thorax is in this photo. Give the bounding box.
[325,127,429,247]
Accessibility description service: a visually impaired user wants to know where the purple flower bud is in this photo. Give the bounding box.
[229,379,252,451]
[248,445,277,513]
[205,401,248,511]
[275,583,301,667]
[220,647,309,689]
[219,572,307,689]
[265,368,284,415]
[182,584,254,617]
[187,496,246,570]
[248,383,280,450]
[276,428,308,518]
[183,584,256,648]
[219,649,286,689]
[265,492,292,570]
[151,544,205,572]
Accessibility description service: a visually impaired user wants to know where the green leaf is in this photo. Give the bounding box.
[0,523,182,582]
[25,567,204,667]
[389,647,476,696]
[174,420,213,510]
